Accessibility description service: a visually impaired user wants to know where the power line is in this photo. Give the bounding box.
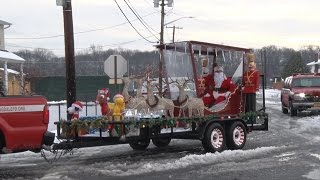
[5,12,158,40]
[114,0,156,43]
[6,43,85,51]
[126,0,159,36]
[6,35,158,52]
[101,34,157,48]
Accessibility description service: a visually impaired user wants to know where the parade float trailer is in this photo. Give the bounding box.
[52,41,268,153]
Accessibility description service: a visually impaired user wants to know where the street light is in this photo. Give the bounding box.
[165,17,194,43]
[164,16,194,26]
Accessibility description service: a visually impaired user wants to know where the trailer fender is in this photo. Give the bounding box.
[198,119,247,140]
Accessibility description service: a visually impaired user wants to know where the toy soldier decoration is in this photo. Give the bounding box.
[243,53,260,112]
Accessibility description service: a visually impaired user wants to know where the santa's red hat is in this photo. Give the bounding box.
[72,101,83,111]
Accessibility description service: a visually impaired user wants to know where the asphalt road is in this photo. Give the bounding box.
[1,99,320,180]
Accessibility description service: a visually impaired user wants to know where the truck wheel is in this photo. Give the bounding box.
[202,123,225,153]
[226,121,247,150]
[129,139,150,150]
[152,137,171,147]
[290,101,297,116]
[282,104,288,114]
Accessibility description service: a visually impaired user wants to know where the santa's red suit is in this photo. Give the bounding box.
[202,68,235,107]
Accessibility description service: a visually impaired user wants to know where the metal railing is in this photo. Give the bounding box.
[48,101,100,121]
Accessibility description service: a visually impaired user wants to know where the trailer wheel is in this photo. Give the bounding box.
[226,121,247,150]
[129,139,150,150]
[152,137,171,147]
[202,123,225,153]
[282,104,288,114]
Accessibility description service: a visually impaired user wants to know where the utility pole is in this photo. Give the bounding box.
[60,0,76,120]
[166,25,182,43]
[154,0,173,97]
[159,0,165,97]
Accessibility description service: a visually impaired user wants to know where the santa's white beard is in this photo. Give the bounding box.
[214,72,225,88]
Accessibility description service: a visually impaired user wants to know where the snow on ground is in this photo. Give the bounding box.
[67,146,282,177]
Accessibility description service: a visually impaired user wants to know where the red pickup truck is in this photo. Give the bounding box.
[281,73,320,116]
[0,96,54,153]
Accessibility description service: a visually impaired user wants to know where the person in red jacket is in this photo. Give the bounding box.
[243,61,260,112]
[202,64,235,108]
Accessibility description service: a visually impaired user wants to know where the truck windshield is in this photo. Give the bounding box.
[292,78,320,87]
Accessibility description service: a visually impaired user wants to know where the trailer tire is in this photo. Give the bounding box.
[282,104,288,114]
[226,121,247,150]
[202,123,225,153]
[152,137,171,148]
[129,139,150,150]
[0,131,4,153]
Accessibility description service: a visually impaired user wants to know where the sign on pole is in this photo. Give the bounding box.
[104,55,127,84]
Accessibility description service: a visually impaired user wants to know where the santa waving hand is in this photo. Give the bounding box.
[202,65,235,109]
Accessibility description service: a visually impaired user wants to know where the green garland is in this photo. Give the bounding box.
[59,115,220,133]
[60,116,111,131]
[240,111,268,123]
[59,112,267,135]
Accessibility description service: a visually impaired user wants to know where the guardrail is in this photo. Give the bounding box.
[48,101,100,121]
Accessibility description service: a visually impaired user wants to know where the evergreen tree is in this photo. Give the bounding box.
[282,52,310,78]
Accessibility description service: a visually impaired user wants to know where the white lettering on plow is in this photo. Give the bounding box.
[0,105,45,113]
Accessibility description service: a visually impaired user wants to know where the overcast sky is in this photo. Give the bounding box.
[1,0,320,56]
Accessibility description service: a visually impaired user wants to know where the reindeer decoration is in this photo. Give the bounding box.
[121,76,148,112]
[170,76,205,118]
[133,75,145,98]
[145,78,175,118]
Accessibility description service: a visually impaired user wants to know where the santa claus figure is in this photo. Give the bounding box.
[202,65,235,109]
[95,88,110,116]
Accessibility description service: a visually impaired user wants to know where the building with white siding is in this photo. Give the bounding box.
[0,19,26,95]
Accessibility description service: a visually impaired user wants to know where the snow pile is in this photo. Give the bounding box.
[295,116,320,135]
[72,146,281,176]
[257,89,281,99]
[303,154,320,180]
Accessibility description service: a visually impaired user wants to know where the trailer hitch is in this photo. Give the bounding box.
[40,140,74,164]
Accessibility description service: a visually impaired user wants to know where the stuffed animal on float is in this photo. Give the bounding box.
[67,101,87,136]
[108,94,126,139]
[67,101,83,120]
[112,94,125,122]
[95,88,110,116]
